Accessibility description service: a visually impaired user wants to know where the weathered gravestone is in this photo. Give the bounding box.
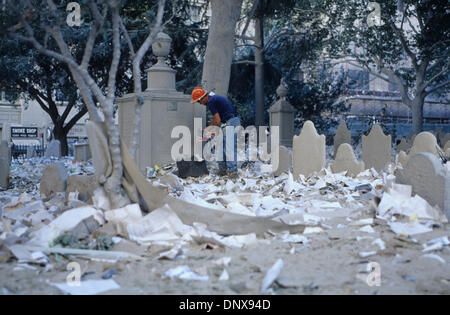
[408,131,439,158]
[74,143,92,161]
[443,140,450,153]
[396,152,450,220]
[397,138,412,153]
[330,143,364,177]
[40,162,68,200]
[65,175,99,203]
[441,134,450,148]
[273,145,292,177]
[333,121,351,158]
[45,140,61,158]
[0,141,11,190]
[293,121,325,179]
[397,151,409,168]
[362,125,391,172]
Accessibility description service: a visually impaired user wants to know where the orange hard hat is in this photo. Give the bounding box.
[191,87,207,103]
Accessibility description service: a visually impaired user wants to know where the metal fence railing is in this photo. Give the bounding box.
[11,144,45,159]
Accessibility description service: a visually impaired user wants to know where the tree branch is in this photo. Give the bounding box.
[107,5,121,102]
[63,106,88,133]
[425,80,450,96]
[389,21,418,69]
[59,99,76,124]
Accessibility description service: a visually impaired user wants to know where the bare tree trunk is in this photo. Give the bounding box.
[254,12,265,128]
[53,125,69,156]
[202,0,243,95]
[411,96,425,135]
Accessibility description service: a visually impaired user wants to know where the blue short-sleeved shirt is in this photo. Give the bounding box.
[207,94,237,123]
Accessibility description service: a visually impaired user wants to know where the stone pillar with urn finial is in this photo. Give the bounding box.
[267,78,296,148]
[118,32,206,174]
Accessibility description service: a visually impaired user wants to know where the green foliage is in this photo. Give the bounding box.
[229,0,347,135]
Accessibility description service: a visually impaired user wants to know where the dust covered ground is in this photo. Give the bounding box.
[0,155,449,295]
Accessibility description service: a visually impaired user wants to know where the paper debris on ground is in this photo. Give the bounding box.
[164,265,209,281]
[388,221,433,236]
[104,204,143,236]
[214,257,232,267]
[219,269,229,281]
[9,245,142,263]
[260,259,284,294]
[29,207,104,247]
[372,238,386,251]
[52,279,120,295]
[421,254,446,264]
[422,237,450,252]
[359,225,375,234]
[377,184,447,222]
[127,204,193,245]
[303,227,324,234]
[157,243,185,260]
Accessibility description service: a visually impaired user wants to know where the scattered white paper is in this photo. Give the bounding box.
[359,225,375,234]
[303,227,324,234]
[421,254,446,264]
[372,238,386,251]
[164,266,209,281]
[388,221,433,236]
[127,204,193,244]
[219,269,229,281]
[29,206,104,247]
[260,259,284,294]
[359,251,377,258]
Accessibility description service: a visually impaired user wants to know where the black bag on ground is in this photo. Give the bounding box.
[176,158,209,178]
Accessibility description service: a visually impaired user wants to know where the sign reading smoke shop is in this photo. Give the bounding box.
[11,127,39,139]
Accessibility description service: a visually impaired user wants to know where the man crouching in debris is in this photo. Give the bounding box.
[191,87,241,177]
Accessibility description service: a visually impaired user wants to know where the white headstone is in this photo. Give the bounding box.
[396,152,449,219]
[362,125,391,172]
[397,150,409,168]
[45,140,61,158]
[397,138,412,153]
[40,162,68,199]
[333,121,351,158]
[293,121,325,179]
[409,132,439,158]
[330,143,364,177]
[444,140,450,153]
